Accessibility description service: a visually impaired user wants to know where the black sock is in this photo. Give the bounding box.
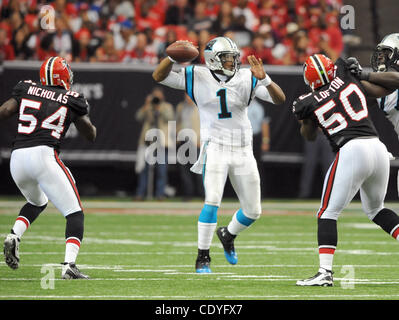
[318,218,337,247]
[373,208,399,238]
[65,211,84,242]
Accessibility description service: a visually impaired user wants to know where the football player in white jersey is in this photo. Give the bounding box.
[371,33,399,195]
[152,37,286,273]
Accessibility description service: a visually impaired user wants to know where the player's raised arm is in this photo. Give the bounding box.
[74,114,97,142]
[248,55,286,105]
[0,98,18,120]
[152,57,175,83]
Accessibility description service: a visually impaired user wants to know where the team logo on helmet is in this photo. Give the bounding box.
[303,54,336,90]
[40,57,73,90]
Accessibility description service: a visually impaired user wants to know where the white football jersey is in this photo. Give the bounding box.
[160,65,273,146]
[377,89,399,135]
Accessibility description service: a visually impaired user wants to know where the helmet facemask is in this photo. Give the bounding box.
[218,52,240,76]
[371,46,399,72]
[204,37,241,77]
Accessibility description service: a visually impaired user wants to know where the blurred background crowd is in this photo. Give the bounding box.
[0,0,345,65]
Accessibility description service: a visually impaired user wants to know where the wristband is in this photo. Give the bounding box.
[260,74,272,86]
[168,56,176,63]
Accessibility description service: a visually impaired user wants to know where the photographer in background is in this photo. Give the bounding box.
[134,87,174,200]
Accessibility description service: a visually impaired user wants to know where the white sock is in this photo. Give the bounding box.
[319,254,334,272]
[64,238,81,263]
[12,217,29,237]
[198,222,217,250]
[227,212,249,235]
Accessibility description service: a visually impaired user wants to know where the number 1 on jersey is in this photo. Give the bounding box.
[217,89,232,119]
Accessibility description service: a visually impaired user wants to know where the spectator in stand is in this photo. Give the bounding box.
[94,32,122,62]
[287,29,317,65]
[241,33,272,64]
[115,0,136,20]
[135,0,164,32]
[192,29,210,65]
[204,0,220,20]
[232,0,259,32]
[187,1,214,33]
[123,32,157,64]
[164,0,194,26]
[211,0,235,36]
[157,28,178,61]
[0,28,15,61]
[10,12,33,60]
[230,14,253,48]
[114,19,137,52]
[52,15,73,61]
[72,28,96,62]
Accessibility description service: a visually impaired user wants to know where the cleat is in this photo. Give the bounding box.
[216,227,237,265]
[195,252,212,273]
[3,234,20,270]
[61,262,90,279]
[296,268,334,287]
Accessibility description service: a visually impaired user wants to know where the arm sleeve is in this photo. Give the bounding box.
[11,81,29,104]
[68,94,89,116]
[159,68,186,90]
[254,85,273,103]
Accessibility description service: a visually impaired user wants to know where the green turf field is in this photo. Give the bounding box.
[1,199,399,300]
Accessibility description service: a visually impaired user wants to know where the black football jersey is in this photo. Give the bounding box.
[293,58,378,152]
[11,80,89,152]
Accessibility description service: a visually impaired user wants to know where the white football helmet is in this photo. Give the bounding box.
[371,33,399,72]
[204,37,240,77]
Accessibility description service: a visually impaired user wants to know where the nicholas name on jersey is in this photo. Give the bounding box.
[11,80,89,152]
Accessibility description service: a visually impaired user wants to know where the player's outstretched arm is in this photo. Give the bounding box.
[0,98,18,121]
[74,115,97,142]
[364,72,399,91]
[248,55,285,105]
[152,57,174,82]
[360,80,394,98]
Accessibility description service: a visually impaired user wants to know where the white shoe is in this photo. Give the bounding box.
[296,268,333,287]
[61,262,90,279]
[3,234,20,270]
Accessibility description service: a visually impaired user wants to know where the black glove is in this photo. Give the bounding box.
[345,57,370,81]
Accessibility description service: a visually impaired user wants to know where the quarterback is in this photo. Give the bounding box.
[1,57,96,279]
[152,37,285,273]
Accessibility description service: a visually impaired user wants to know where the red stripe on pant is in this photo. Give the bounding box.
[318,151,340,218]
[54,150,83,210]
[66,238,81,247]
[319,247,336,254]
[392,227,399,239]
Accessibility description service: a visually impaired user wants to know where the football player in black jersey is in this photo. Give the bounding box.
[293,54,399,286]
[0,56,96,279]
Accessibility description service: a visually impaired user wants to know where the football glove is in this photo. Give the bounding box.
[345,57,370,81]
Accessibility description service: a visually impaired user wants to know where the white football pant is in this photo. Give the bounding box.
[10,146,83,217]
[203,142,261,219]
[318,137,389,221]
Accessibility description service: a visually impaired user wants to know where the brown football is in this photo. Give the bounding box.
[166,41,199,63]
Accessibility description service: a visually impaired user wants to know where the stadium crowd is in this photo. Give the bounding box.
[0,0,344,65]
